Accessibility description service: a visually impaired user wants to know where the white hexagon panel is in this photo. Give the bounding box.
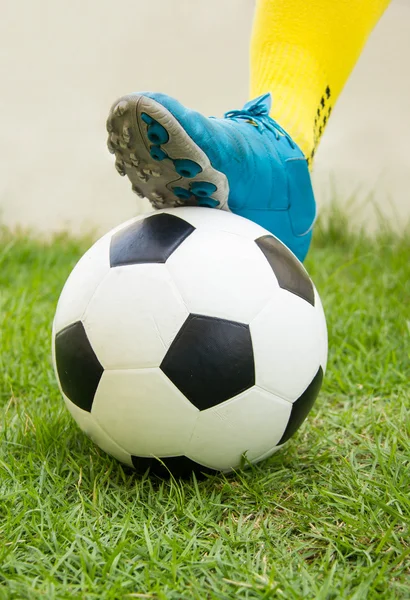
[53,234,112,333]
[63,394,133,467]
[166,228,279,323]
[53,215,145,333]
[91,368,198,457]
[83,264,189,370]
[251,288,326,402]
[185,386,292,471]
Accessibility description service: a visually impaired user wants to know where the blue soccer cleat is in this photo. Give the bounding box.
[106,92,316,262]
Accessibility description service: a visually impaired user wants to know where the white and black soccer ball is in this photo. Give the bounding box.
[52,208,327,477]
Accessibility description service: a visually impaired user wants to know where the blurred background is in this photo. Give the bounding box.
[1,0,409,236]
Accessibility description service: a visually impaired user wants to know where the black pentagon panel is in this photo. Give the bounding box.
[255,235,315,306]
[54,321,103,412]
[110,213,195,267]
[277,366,324,445]
[131,455,217,479]
[160,314,255,411]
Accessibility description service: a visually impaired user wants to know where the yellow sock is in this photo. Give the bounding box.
[250,0,390,164]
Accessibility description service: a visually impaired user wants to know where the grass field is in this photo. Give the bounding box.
[0,214,409,599]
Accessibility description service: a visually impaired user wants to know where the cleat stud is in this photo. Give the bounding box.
[114,101,128,117]
[174,159,202,178]
[141,112,154,125]
[122,126,131,142]
[150,146,168,161]
[197,198,220,208]
[151,192,164,201]
[147,122,169,145]
[151,199,165,209]
[136,169,149,182]
[190,181,217,196]
[132,185,145,198]
[129,153,140,167]
[143,164,159,176]
[172,186,191,200]
[115,160,126,176]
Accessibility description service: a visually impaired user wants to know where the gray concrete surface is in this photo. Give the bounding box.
[1,0,408,236]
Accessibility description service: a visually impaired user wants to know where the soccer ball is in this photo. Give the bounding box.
[52,208,327,476]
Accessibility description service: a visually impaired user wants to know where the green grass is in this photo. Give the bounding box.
[0,217,409,599]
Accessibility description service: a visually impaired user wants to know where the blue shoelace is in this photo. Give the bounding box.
[224,93,295,149]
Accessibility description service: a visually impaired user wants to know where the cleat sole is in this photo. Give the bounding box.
[106,94,229,209]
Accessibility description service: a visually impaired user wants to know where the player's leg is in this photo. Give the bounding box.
[250,0,391,165]
[106,0,390,263]
[239,0,391,259]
